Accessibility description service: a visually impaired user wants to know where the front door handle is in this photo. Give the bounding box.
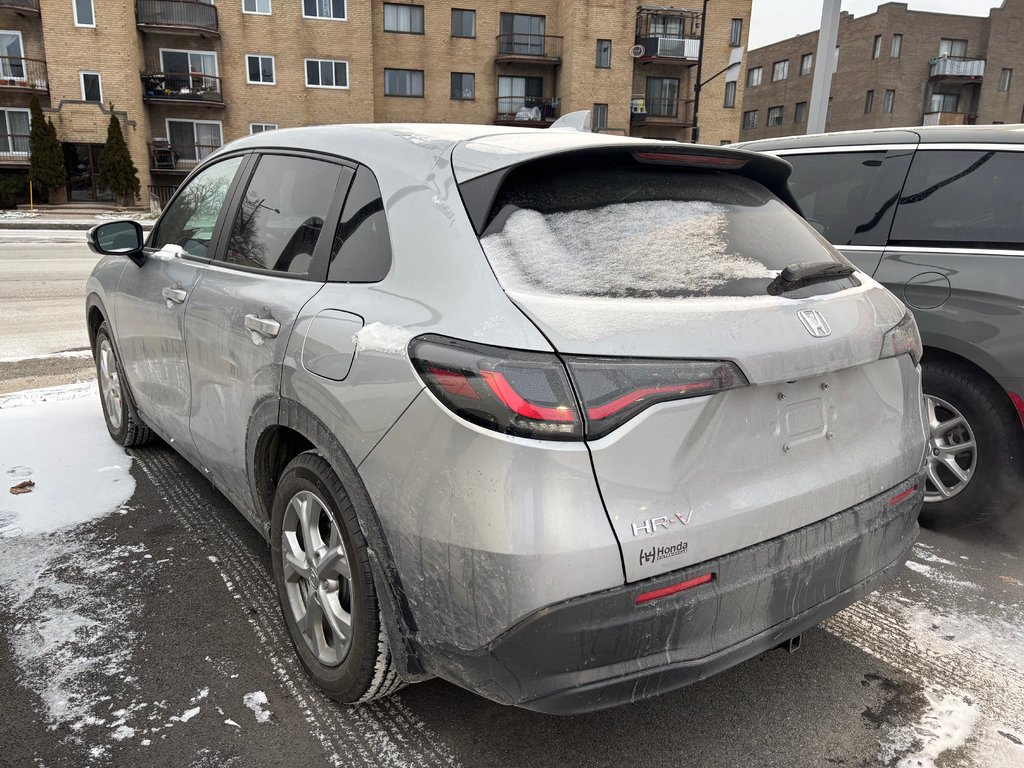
[245,313,281,339]
[162,287,187,305]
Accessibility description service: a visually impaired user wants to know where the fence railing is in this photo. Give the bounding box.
[148,184,179,209]
[142,71,223,103]
[136,0,219,33]
[630,96,695,123]
[0,133,30,163]
[921,111,976,126]
[929,56,985,79]
[496,34,563,60]
[0,0,41,11]
[495,96,560,122]
[149,142,221,171]
[0,57,49,91]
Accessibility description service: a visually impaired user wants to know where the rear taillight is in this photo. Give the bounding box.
[880,311,923,366]
[410,336,748,441]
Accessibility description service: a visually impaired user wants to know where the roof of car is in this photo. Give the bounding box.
[733,124,1024,152]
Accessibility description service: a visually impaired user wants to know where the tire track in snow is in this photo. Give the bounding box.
[135,449,462,768]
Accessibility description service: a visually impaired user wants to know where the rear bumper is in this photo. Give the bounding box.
[417,471,924,714]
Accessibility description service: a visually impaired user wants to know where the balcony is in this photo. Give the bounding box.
[634,7,701,65]
[630,96,695,126]
[149,141,221,173]
[929,56,984,81]
[0,0,40,15]
[136,0,219,37]
[922,111,977,126]
[142,71,223,107]
[494,97,560,127]
[0,56,48,92]
[495,34,562,65]
[0,133,29,166]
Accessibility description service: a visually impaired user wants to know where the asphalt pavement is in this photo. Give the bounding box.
[1,228,1022,768]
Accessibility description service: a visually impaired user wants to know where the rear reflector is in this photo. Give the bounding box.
[889,485,917,505]
[634,151,747,169]
[635,573,714,605]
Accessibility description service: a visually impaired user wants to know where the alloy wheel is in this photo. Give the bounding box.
[923,394,977,503]
[98,338,123,431]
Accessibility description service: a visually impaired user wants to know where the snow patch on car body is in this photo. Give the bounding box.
[352,322,415,356]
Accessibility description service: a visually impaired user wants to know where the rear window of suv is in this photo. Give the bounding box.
[478,164,844,299]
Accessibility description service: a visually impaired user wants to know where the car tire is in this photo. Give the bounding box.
[93,321,154,447]
[919,359,1024,529]
[270,450,404,703]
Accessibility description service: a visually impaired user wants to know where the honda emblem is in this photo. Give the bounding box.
[798,309,831,338]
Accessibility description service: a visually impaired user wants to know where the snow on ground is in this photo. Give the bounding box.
[0,349,92,365]
[243,691,272,724]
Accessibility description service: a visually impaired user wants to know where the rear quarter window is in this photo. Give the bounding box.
[479,165,843,299]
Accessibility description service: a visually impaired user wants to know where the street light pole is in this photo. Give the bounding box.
[690,0,709,143]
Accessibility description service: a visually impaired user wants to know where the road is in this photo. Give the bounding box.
[1,229,1022,768]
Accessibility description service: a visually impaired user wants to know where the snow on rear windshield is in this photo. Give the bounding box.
[479,168,837,299]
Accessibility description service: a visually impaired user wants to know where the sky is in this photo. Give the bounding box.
[749,0,1003,49]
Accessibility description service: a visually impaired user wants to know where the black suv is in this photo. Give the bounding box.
[737,125,1024,528]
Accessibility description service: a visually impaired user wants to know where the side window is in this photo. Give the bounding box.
[151,156,244,258]
[784,150,910,247]
[225,154,343,274]
[891,150,1024,249]
[327,165,393,282]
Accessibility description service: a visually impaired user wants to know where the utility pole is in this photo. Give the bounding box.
[807,0,842,134]
[690,0,709,143]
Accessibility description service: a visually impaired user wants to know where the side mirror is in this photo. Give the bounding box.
[87,220,146,266]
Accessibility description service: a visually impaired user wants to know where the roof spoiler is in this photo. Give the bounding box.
[548,110,593,133]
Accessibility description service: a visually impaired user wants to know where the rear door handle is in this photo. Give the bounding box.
[245,313,281,339]
[162,287,187,304]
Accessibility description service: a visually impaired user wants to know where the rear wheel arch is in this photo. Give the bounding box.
[86,294,108,349]
[922,345,1022,430]
[246,398,428,680]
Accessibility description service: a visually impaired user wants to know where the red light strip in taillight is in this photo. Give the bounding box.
[1008,391,1024,429]
[889,485,917,505]
[634,151,747,168]
[586,381,719,420]
[479,370,577,423]
[635,573,714,605]
[426,367,480,400]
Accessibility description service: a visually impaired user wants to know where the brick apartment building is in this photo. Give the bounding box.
[739,0,1024,142]
[0,0,750,206]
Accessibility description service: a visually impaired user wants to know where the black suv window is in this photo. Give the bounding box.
[784,150,910,246]
[225,154,344,275]
[327,165,393,282]
[151,156,244,258]
[891,150,1024,249]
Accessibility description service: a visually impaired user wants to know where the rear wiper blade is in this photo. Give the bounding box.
[767,261,856,296]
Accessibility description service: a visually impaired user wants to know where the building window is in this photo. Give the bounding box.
[891,34,902,58]
[767,105,784,126]
[592,103,608,131]
[729,18,742,47]
[883,89,895,113]
[746,66,762,87]
[243,0,271,14]
[826,97,833,124]
[800,53,812,75]
[939,38,967,58]
[80,71,102,102]
[872,35,881,59]
[305,59,348,88]
[834,45,840,70]
[303,0,346,21]
[771,59,789,81]
[498,13,546,55]
[1000,68,1013,92]
[246,55,275,85]
[596,39,611,68]
[385,68,424,97]
[159,49,218,93]
[929,93,958,112]
[384,3,424,34]
[0,108,30,155]
[645,76,680,117]
[250,123,277,133]
[794,101,807,123]
[741,109,758,130]
[166,119,223,162]
[73,0,95,27]
[450,72,474,100]
[497,76,544,118]
[451,8,475,37]
[864,89,874,113]
[723,80,736,108]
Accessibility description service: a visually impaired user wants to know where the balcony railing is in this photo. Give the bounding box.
[494,96,560,125]
[149,141,221,172]
[0,133,30,164]
[0,0,41,13]
[633,35,700,62]
[142,71,223,105]
[148,184,179,209]
[922,111,977,126]
[136,0,219,35]
[0,56,48,92]
[495,34,563,63]
[630,96,695,125]
[929,56,984,80]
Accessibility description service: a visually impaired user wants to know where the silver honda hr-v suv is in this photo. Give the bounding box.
[85,124,927,714]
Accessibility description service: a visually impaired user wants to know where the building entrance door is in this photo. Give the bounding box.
[62,143,114,202]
